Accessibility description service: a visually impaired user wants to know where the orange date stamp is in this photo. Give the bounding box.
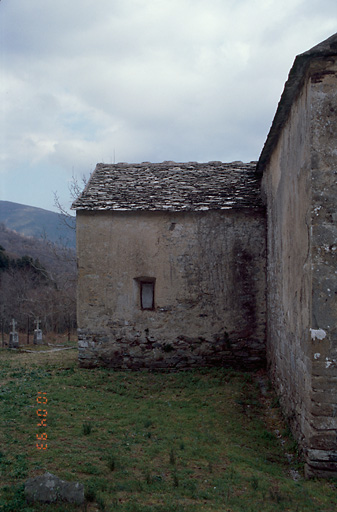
[36,391,47,450]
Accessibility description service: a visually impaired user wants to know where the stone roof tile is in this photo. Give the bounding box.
[72,161,263,212]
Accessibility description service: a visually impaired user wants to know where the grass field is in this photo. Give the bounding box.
[0,339,336,512]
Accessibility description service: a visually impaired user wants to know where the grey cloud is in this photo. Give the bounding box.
[1,0,336,211]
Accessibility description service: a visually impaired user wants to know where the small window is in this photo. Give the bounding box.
[140,281,155,310]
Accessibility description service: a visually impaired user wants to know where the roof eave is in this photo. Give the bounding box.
[257,33,337,175]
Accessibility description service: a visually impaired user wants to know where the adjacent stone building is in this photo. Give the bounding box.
[258,33,337,478]
[73,33,337,477]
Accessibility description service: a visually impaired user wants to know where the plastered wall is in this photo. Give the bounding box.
[262,57,337,477]
[309,57,337,476]
[76,209,266,370]
[262,75,312,447]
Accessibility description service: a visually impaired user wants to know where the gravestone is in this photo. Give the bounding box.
[9,318,19,348]
[33,318,43,345]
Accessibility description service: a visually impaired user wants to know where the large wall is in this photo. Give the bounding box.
[262,55,337,476]
[309,57,337,476]
[76,209,266,369]
[262,75,312,454]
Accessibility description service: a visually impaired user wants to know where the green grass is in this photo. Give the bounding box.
[0,344,337,511]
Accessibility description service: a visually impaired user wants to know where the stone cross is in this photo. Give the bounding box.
[9,318,19,348]
[34,317,43,346]
[11,318,17,333]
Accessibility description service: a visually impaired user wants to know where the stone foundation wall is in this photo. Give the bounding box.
[76,209,266,370]
[78,328,265,370]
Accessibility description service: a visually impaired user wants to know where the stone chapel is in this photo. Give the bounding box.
[73,33,337,477]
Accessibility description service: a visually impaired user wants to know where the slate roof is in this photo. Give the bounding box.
[72,161,264,212]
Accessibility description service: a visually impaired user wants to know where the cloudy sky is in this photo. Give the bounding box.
[1,0,336,213]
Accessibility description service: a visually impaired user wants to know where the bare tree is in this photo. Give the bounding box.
[53,172,88,230]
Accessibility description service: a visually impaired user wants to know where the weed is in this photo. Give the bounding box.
[172,470,179,487]
[111,496,119,508]
[85,483,97,502]
[82,421,92,435]
[96,493,106,511]
[225,484,231,502]
[169,448,176,465]
[107,454,116,471]
[250,475,259,491]
[83,462,101,475]
[228,466,237,481]
[261,429,276,441]
[269,484,285,503]
[145,470,152,485]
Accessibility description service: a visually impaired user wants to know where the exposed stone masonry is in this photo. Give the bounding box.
[78,328,265,370]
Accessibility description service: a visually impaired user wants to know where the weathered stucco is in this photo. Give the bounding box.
[261,75,313,463]
[309,57,337,477]
[262,55,337,477]
[77,209,266,369]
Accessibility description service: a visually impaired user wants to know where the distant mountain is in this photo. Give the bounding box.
[0,201,76,248]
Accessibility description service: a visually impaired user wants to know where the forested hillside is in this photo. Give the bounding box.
[0,224,76,337]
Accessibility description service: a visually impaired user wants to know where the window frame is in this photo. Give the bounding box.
[135,277,156,311]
